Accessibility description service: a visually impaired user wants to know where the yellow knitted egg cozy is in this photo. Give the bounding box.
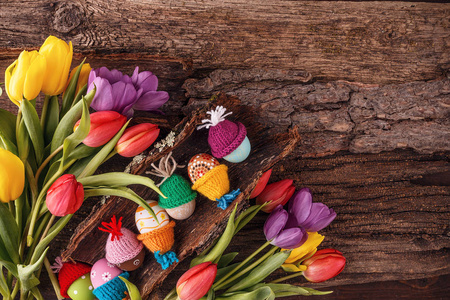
[192,164,229,201]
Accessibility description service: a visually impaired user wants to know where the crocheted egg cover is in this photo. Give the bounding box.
[191,164,230,201]
[105,228,144,264]
[58,261,92,298]
[93,271,129,300]
[137,220,175,254]
[158,174,197,209]
[209,120,247,158]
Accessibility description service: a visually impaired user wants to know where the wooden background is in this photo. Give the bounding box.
[1,0,449,299]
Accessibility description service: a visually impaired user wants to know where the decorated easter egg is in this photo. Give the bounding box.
[223,136,251,163]
[166,200,196,220]
[188,153,220,183]
[135,200,170,234]
[90,258,123,289]
[116,248,145,271]
[67,273,95,300]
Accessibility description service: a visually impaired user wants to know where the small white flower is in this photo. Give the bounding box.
[102,272,112,282]
[91,270,96,278]
[106,261,115,268]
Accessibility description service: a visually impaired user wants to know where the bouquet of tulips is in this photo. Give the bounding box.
[0,36,170,299]
[167,170,345,300]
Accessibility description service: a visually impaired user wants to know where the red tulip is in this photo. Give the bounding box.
[302,249,346,283]
[176,262,217,300]
[256,179,295,213]
[46,174,84,217]
[74,111,127,147]
[115,123,160,157]
[249,169,272,199]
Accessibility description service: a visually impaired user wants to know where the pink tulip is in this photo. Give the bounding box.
[115,123,160,157]
[302,249,346,283]
[249,169,272,199]
[256,179,295,213]
[74,111,127,147]
[176,262,217,300]
[46,174,84,217]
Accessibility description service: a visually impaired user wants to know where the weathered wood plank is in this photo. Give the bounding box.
[0,1,449,83]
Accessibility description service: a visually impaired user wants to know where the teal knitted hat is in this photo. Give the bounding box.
[93,271,129,300]
[158,174,197,209]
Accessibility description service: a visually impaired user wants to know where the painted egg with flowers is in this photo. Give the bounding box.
[187,153,220,184]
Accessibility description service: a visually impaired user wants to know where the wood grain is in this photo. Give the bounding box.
[0,1,449,83]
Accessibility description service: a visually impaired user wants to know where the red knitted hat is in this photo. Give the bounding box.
[58,261,91,298]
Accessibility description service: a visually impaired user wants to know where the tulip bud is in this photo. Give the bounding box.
[5,50,46,105]
[64,63,92,97]
[115,123,160,157]
[302,249,346,283]
[176,262,217,300]
[0,148,25,203]
[249,169,272,199]
[74,111,127,147]
[39,36,73,96]
[46,174,84,217]
[283,232,324,265]
[256,179,295,213]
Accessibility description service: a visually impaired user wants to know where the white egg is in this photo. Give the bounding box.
[223,136,251,163]
[165,200,196,220]
[135,200,170,234]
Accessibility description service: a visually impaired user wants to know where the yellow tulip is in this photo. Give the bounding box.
[4,50,47,105]
[283,232,325,264]
[64,63,92,97]
[0,148,25,203]
[39,36,73,96]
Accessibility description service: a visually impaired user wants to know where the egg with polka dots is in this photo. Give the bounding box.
[67,273,95,300]
[135,200,170,234]
[90,258,124,289]
[187,153,220,184]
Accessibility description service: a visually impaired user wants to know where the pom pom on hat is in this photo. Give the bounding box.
[99,215,144,265]
[54,258,92,298]
[158,174,197,209]
[197,106,247,158]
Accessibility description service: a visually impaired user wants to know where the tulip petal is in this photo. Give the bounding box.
[177,262,217,300]
[133,91,169,112]
[305,209,337,232]
[111,81,137,114]
[283,232,324,264]
[303,255,346,283]
[281,263,307,273]
[249,169,272,199]
[0,148,25,202]
[89,78,115,111]
[289,188,313,225]
[23,54,46,101]
[97,67,125,84]
[301,203,336,232]
[271,227,306,249]
[263,205,288,241]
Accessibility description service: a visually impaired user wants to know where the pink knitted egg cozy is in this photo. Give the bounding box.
[99,215,144,265]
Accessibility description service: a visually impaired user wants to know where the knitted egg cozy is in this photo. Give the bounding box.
[105,228,144,265]
[209,120,247,158]
[92,271,129,300]
[191,164,229,201]
[158,174,197,209]
[57,261,92,298]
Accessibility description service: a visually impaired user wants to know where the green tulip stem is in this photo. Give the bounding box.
[10,280,19,300]
[40,95,51,128]
[214,243,277,291]
[39,215,56,243]
[8,202,14,218]
[269,271,304,284]
[35,144,63,182]
[44,257,63,300]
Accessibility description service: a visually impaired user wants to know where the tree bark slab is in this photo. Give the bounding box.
[62,94,299,297]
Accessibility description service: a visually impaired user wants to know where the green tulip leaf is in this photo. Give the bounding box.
[0,108,16,144]
[249,283,333,296]
[79,173,164,198]
[61,97,90,169]
[191,205,237,267]
[226,251,290,293]
[78,119,130,179]
[206,288,215,300]
[0,132,18,155]
[217,252,239,269]
[162,287,177,300]
[280,263,305,273]
[0,266,10,297]
[51,86,95,153]
[42,96,60,145]
[84,187,159,223]
[61,59,86,118]
[16,118,30,162]
[0,204,19,265]
[72,84,87,107]
[21,99,44,164]
[233,203,267,235]
[119,276,142,300]
[18,247,49,292]
[216,286,275,300]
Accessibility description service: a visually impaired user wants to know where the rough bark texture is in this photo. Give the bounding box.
[0,0,449,299]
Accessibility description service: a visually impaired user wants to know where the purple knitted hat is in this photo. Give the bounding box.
[198,106,247,158]
[99,216,144,265]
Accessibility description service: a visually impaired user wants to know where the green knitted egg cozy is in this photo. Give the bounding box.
[158,174,197,209]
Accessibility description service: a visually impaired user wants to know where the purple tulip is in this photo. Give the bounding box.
[288,188,336,232]
[264,205,306,249]
[87,66,169,117]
